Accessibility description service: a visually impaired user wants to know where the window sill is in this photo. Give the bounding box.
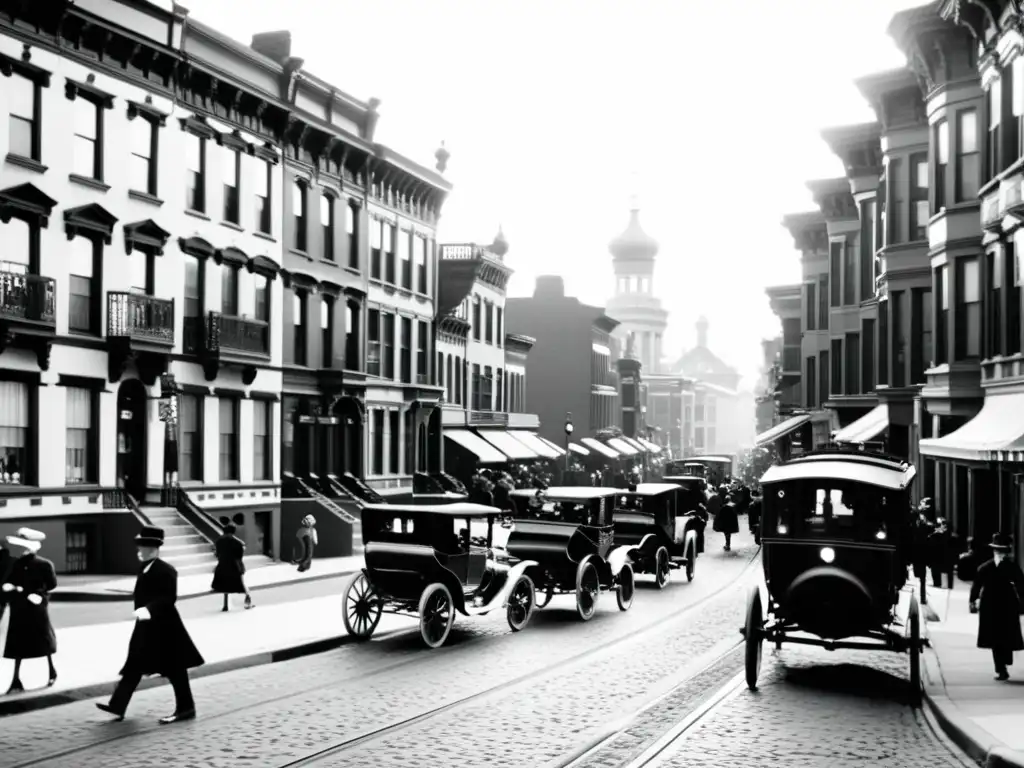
[253,231,276,243]
[289,248,311,260]
[68,174,111,193]
[5,154,47,174]
[128,189,164,207]
[185,208,211,222]
[344,266,361,277]
[220,220,244,232]
[319,258,339,268]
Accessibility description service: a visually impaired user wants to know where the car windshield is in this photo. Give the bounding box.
[771,482,893,541]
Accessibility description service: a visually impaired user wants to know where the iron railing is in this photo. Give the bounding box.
[0,266,56,325]
[107,292,174,344]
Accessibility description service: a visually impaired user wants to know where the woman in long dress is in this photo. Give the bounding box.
[2,528,58,694]
[294,515,318,572]
[211,524,252,611]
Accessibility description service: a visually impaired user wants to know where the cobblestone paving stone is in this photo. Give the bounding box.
[652,645,976,768]
[0,537,759,768]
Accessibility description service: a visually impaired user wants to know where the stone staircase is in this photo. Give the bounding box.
[140,506,275,577]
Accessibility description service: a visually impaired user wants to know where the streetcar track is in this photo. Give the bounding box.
[13,547,761,768]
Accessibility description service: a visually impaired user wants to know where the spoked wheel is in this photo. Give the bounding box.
[418,583,455,649]
[506,575,535,632]
[685,540,696,583]
[744,584,764,691]
[908,593,922,706]
[655,546,670,589]
[342,572,382,640]
[535,582,555,609]
[616,563,635,611]
[575,560,600,621]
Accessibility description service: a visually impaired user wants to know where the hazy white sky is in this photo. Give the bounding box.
[194,0,926,384]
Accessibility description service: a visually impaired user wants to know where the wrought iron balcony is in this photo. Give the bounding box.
[0,266,56,329]
[184,311,269,359]
[107,292,174,346]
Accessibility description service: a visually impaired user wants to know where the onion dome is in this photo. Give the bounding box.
[491,225,509,257]
[609,206,658,261]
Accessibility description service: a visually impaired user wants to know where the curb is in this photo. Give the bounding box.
[49,568,354,603]
[921,648,1024,768]
[0,624,412,717]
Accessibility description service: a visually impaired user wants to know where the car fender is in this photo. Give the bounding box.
[684,529,698,559]
[498,559,540,608]
[636,533,660,556]
[607,545,637,577]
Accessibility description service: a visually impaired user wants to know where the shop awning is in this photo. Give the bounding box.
[919,393,1024,462]
[607,437,639,455]
[537,436,567,456]
[581,437,619,458]
[568,442,590,456]
[444,429,509,465]
[833,404,888,445]
[476,430,538,460]
[637,438,662,454]
[620,436,648,453]
[509,431,562,459]
[754,413,812,447]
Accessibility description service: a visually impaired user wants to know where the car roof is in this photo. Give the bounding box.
[687,456,732,463]
[616,483,681,496]
[509,486,617,500]
[760,456,916,491]
[662,475,703,482]
[362,502,501,517]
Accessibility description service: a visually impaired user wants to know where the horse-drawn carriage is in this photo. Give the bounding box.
[506,487,637,620]
[741,450,925,700]
[341,502,538,648]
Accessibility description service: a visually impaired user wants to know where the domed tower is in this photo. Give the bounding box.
[606,200,669,373]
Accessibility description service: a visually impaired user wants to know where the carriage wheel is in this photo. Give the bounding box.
[616,563,635,611]
[685,541,696,583]
[342,572,382,640]
[655,547,670,589]
[506,575,535,632]
[908,594,922,706]
[575,560,600,621]
[418,583,455,649]
[744,584,764,691]
[535,582,555,609]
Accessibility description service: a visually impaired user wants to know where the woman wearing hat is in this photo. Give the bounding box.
[1,528,58,694]
[969,533,1024,681]
[211,524,252,611]
[96,525,204,723]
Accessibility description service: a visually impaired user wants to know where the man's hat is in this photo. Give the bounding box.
[990,533,1013,551]
[134,525,165,547]
[5,527,45,552]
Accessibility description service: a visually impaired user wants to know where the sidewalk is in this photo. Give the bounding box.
[0,576,418,716]
[50,555,364,602]
[922,576,1024,768]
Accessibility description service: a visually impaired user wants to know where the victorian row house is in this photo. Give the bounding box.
[0,1,451,573]
[766,0,1024,564]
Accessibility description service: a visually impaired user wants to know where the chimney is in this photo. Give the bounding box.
[696,316,709,348]
[251,31,292,64]
[534,275,565,299]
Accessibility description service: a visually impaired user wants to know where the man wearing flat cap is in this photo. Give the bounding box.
[970,533,1024,681]
[96,525,204,723]
[2,528,58,694]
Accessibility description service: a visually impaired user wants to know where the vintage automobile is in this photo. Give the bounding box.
[341,502,539,649]
[683,455,735,488]
[506,487,637,620]
[741,449,925,700]
[610,483,702,586]
[661,475,710,553]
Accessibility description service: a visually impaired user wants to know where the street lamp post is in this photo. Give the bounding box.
[564,412,574,479]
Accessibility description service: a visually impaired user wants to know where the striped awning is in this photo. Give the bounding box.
[833,405,888,445]
[754,413,812,447]
[607,437,639,456]
[581,437,619,458]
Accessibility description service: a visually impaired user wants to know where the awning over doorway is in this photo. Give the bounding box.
[536,435,567,456]
[919,393,1024,462]
[444,429,508,465]
[637,438,662,453]
[607,437,639,456]
[509,431,562,459]
[581,437,619,458]
[568,442,590,456]
[476,430,539,460]
[754,413,812,447]
[620,436,648,453]
[833,405,888,445]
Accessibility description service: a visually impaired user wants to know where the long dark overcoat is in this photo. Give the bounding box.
[211,534,246,594]
[121,558,204,677]
[713,501,740,535]
[3,553,57,659]
[969,557,1024,652]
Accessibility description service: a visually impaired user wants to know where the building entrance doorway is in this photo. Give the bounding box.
[116,378,148,500]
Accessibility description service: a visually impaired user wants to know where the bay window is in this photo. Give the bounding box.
[987,77,1002,181]
[910,154,928,242]
[956,110,979,202]
[936,120,949,212]
[956,258,980,359]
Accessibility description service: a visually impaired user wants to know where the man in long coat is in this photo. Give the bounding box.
[96,525,204,723]
[970,533,1024,681]
[2,528,58,693]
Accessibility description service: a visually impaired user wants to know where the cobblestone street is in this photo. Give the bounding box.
[0,531,976,768]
